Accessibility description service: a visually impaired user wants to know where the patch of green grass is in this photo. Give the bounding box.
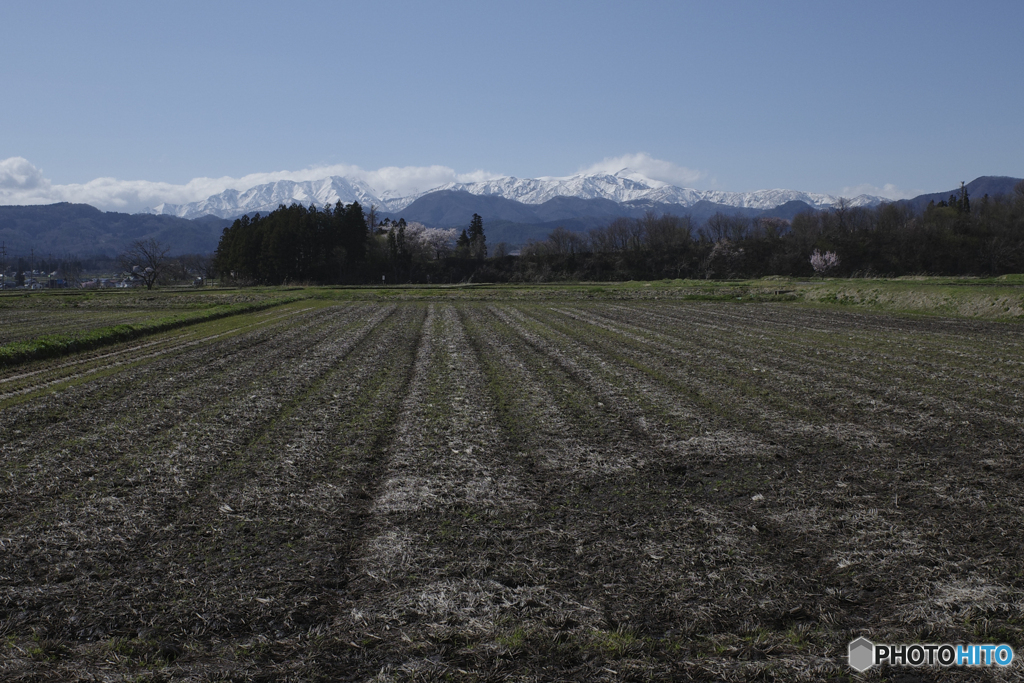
[495,627,527,649]
[26,636,71,662]
[794,277,1024,320]
[0,295,308,368]
[588,627,644,657]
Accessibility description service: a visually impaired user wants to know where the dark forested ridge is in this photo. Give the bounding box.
[0,203,230,256]
[900,176,1022,212]
[380,190,816,237]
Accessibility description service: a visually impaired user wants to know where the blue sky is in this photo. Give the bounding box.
[2,0,1022,211]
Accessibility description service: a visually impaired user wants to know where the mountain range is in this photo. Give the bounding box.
[146,169,884,220]
[1,174,1019,257]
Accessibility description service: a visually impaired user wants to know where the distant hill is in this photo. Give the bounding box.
[383,192,818,246]
[0,203,230,257]
[902,176,1023,212]
[382,190,541,226]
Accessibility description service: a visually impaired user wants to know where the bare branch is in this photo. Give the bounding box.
[118,238,171,290]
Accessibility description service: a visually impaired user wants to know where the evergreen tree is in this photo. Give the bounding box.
[387,227,398,261]
[342,201,368,262]
[214,201,369,284]
[957,181,970,214]
[455,229,471,257]
[468,213,483,241]
[468,213,486,259]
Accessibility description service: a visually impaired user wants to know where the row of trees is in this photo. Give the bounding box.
[12,181,1019,289]
[502,182,1024,280]
[776,183,1024,276]
[212,202,485,285]
[213,202,371,284]
[207,182,1023,286]
[2,242,214,290]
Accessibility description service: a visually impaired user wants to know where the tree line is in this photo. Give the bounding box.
[493,181,1024,281]
[213,202,371,284]
[210,182,1024,285]
[212,201,496,285]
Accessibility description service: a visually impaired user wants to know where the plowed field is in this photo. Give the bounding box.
[2,298,1022,681]
[0,291,275,347]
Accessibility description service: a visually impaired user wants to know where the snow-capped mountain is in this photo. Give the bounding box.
[437,170,880,210]
[430,172,685,205]
[146,169,884,220]
[148,176,393,219]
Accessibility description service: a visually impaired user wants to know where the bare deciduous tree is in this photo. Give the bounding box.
[547,226,589,255]
[702,212,748,242]
[56,253,83,287]
[604,217,642,251]
[588,224,617,253]
[833,197,852,231]
[750,216,788,240]
[643,213,693,251]
[118,238,170,290]
[181,253,214,282]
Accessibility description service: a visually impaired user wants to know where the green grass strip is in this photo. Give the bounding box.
[0,295,306,368]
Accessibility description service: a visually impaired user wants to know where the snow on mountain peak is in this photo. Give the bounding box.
[145,169,885,220]
[612,167,669,188]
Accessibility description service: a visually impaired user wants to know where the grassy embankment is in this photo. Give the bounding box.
[2,275,1020,368]
[313,275,1024,321]
[790,274,1024,319]
[0,289,306,367]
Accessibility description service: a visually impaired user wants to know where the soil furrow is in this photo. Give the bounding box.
[0,304,361,495]
[0,305,403,673]
[2,297,1021,682]
[569,303,1024,452]
[0,305,317,401]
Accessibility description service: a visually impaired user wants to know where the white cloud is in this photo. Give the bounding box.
[577,152,704,187]
[0,156,927,213]
[357,164,503,198]
[2,154,709,212]
[839,182,917,201]
[0,158,504,212]
[0,157,49,191]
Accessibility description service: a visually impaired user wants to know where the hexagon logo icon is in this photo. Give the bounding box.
[848,636,875,672]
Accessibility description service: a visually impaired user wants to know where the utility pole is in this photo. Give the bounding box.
[0,242,6,289]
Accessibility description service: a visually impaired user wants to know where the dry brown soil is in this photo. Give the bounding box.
[1,299,1022,681]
